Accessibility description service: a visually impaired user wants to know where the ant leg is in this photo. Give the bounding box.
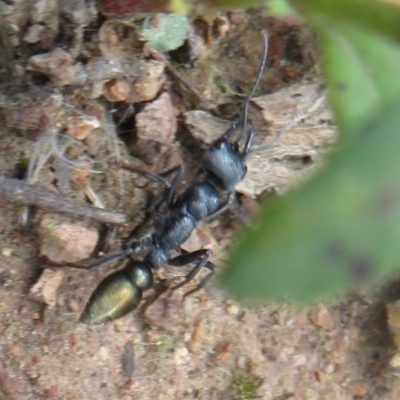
[121,163,184,208]
[151,165,184,212]
[168,249,216,296]
[147,164,184,189]
[81,251,129,270]
[120,164,172,188]
[204,192,236,221]
[142,173,171,188]
[82,233,154,270]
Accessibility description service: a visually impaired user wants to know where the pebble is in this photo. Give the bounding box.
[29,268,65,307]
[67,299,79,313]
[1,248,12,257]
[38,213,99,264]
[174,347,189,366]
[28,48,86,86]
[226,303,239,316]
[135,92,176,165]
[65,115,101,141]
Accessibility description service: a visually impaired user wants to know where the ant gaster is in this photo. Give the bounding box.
[79,31,269,324]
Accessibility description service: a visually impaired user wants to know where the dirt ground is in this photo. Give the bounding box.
[0,4,399,400]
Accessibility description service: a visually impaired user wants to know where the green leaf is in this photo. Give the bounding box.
[220,0,400,303]
[220,96,400,302]
[199,0,265,8]
[293,0,400,45]
[318,24,400,134]
[269,0,294,16]
[141,14,190,53]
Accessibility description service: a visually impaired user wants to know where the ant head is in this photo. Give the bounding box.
[202,134,247,192]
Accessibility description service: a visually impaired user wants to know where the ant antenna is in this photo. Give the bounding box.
[242,30,269,132]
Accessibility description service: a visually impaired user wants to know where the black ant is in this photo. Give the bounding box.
[79,31,269,324]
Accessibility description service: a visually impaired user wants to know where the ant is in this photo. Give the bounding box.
[79,31,269,324]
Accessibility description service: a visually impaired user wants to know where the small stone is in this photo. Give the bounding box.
[103,79,130,102]
[67,299,79,312]
[85,34,159,97]
[38,213,99,264]
[65,115,101,141]
[28,48,86,86]
[134,92,176,165]
[292,354,307,367]
[23,24,45,43]
[190,317,205,353]
[212,16,230,38]
[226,303,239,316]
[386,300,400,349]
[198,293,208,305]
[185,110,231,145]
[314,370,326,383]
[209,342,234,367]
[324,363,336,374]
[174,346,189,366]
[1,248,12,257]
[128,60,165,104]
[32,312,41,320]
[29,268,65,307]
[309,305,334,331]
[70,164,91,186]
[236,355,247,369]
[390,351,400,368]
[97,346,109,361]
[351,384,367,397]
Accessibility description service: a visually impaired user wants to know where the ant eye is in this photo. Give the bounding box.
[215,139,227,149]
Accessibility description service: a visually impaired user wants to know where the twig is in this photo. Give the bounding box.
[0,175,127,225]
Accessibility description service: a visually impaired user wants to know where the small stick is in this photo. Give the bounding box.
[0,175,127,225]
